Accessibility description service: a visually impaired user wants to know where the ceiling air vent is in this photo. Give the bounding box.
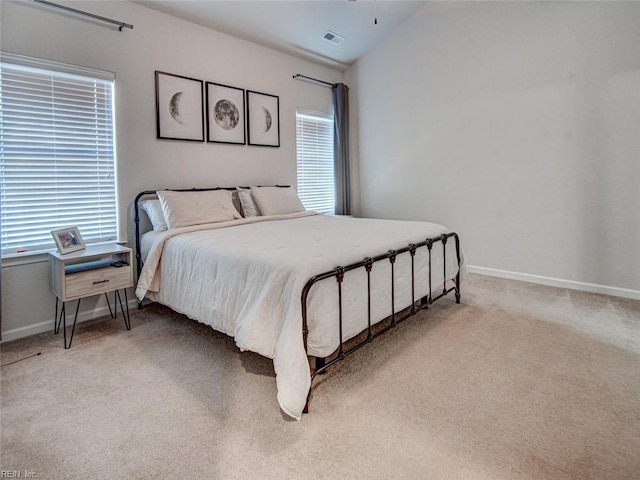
[322,31,345,46]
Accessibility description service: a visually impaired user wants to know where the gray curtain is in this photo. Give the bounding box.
[332,83,350,215]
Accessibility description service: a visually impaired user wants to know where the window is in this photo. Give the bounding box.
[296,111,334,214]
[0,52,117,256]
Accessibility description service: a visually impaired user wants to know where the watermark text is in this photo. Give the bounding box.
[1,470,37,478]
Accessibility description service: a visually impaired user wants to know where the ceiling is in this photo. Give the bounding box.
[134,1,427,70]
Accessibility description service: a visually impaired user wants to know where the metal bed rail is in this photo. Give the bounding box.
[301,232,461,413]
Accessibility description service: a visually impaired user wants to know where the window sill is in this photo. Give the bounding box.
[2,250,52,267]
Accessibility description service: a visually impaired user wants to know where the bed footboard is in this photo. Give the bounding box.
[301,232,461,413]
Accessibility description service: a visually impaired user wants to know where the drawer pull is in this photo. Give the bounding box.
[92,279,110,285]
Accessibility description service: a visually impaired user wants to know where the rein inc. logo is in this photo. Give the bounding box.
[1,470,37,478]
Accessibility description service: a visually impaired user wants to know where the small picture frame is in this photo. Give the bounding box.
[155,71,204,142]
[51,227,85,254]
[246,90,280,147]
[206,82,245,145]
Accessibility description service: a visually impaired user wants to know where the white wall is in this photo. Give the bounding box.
[1,0,341,340]
[347,1,640,295]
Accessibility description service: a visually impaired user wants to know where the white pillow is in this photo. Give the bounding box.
[237,187,260,217]
[140,199,168,232]
[157,189,242,229]
[250,186,306,216]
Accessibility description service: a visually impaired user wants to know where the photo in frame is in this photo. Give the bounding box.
[155,71,204,142]
[51,226,85,254]
[206,82,245,144]
[246,90,280,147]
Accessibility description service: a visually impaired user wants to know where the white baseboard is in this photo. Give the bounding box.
[1,298,140,343]
[467,265,640,301]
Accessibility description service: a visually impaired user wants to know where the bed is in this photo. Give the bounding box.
[134,186,463,419]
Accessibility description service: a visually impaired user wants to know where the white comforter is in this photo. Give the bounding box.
[136,213,461,419]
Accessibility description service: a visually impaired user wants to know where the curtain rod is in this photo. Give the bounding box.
[30,0,134,31]
[293,74,334,88]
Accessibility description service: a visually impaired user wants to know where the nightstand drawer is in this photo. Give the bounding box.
[65,265,132,299]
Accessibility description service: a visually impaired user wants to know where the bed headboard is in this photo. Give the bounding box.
[134,186,289,282]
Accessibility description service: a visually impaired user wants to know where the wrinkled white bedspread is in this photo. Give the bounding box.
[136,213,461,419]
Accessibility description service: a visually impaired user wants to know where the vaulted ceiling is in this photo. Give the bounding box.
[134,1,427,70]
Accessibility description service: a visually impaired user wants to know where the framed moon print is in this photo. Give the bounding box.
[246,90,280,147]
[206,82,245,145]
[155,71,204,142]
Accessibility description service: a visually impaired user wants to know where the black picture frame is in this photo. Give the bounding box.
[205,82,245,145]
[155,71,204,142]
[246,90,280,147]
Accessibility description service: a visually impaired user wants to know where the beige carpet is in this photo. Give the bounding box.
[1,274,639,479]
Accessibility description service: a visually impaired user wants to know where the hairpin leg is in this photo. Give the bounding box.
[116,289,131,330]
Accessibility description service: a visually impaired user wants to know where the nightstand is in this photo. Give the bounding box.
[49,244,134,348]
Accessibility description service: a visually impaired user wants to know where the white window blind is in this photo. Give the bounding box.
[296,111,335,214]
[0,52,117,255]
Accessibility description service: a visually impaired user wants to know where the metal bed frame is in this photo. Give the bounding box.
[134,188,462,414]
[301,233,460,412]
